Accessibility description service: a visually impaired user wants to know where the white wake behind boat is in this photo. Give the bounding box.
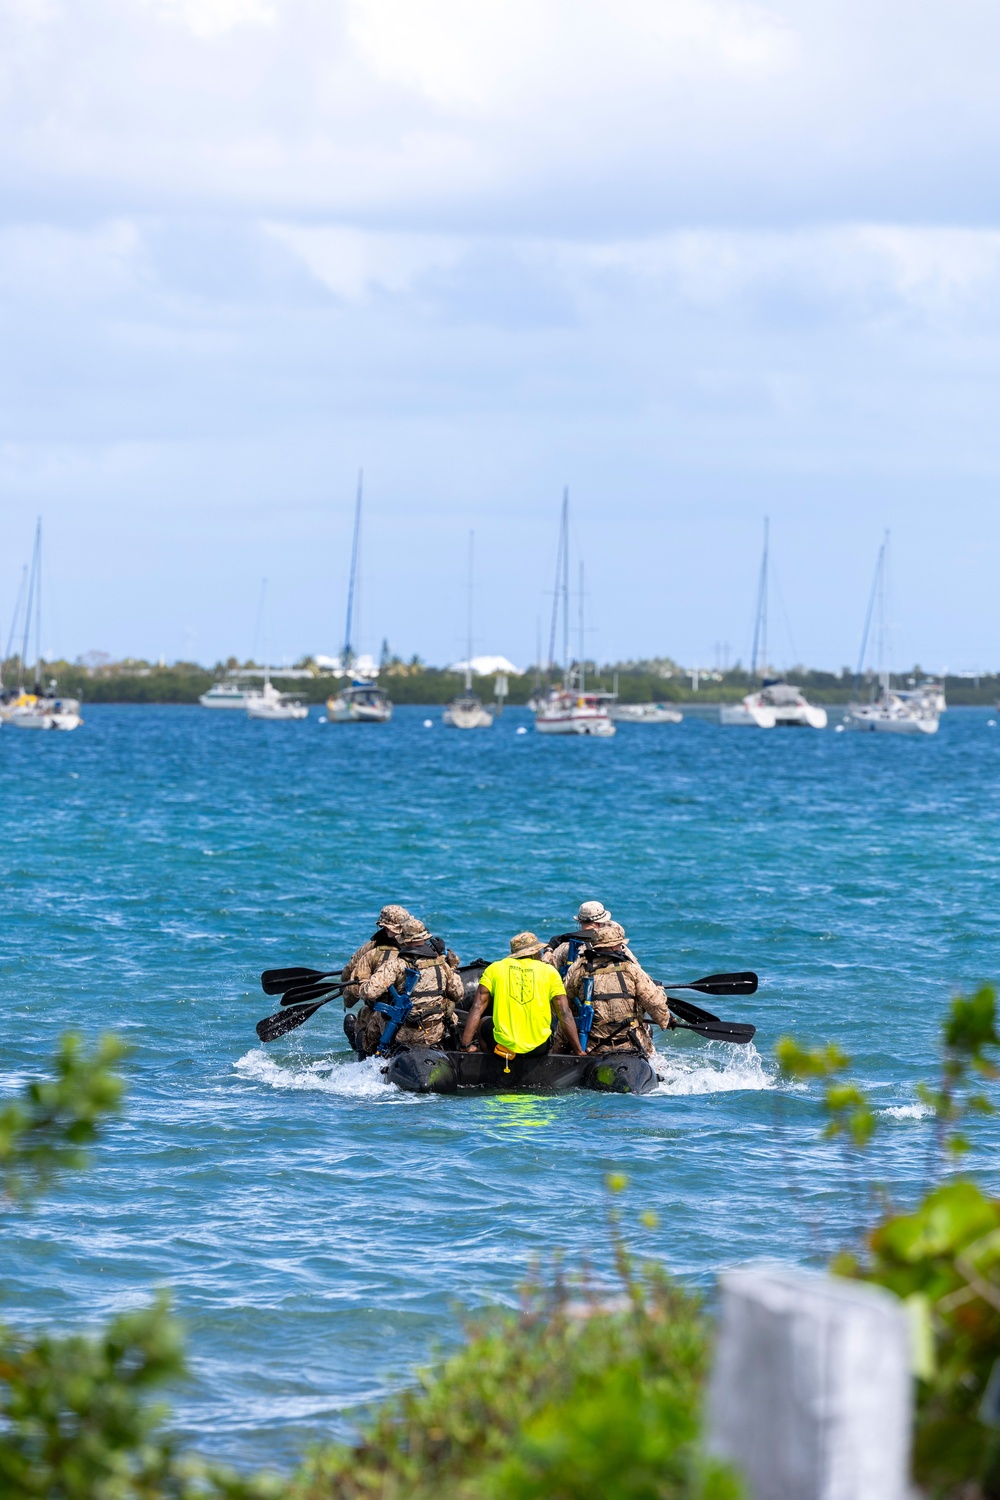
[610,702,682,724]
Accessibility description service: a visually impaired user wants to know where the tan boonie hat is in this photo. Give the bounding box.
[590,921,627,949]
[400,916,429,942]
[378,904,412,931]
[576,900,612,924]
[510,931,545,956]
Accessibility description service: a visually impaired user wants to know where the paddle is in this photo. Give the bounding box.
[279,980,345,1007]
[664,994,722,1026]
[659,971,758,998]
[261,966,339,995]
[669,1018,756,1045]
[256,995,337,1043]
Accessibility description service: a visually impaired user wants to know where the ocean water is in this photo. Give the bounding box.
[3,703,1000,1469]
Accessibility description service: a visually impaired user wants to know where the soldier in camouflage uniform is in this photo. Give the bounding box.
[355,916,465,1056]
[560,922,670,1057]
[542,901,635,975]
[341,904,412,1051]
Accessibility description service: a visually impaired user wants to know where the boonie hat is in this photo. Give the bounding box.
[400,916,429,942]
[510,931,545,956]
[378,904,412,932]
[590,921,627,949]
[576,900,612,924]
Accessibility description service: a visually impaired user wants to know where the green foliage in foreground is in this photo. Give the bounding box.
[778,986,1000,1500]
[0,1033,128,1201]
[293,1231,739,1500]
[0,1038,279,1500]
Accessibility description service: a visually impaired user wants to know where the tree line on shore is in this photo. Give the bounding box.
[3,654,997,706]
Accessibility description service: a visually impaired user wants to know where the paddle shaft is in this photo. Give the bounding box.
[669,1018,756,1044]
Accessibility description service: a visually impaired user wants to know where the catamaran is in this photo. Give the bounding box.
[534,491,615,737]
[844,533,940,735]
[5,520,83,730]
[326,472,393,725]
[443,533,493,730]
[720,519,827,729]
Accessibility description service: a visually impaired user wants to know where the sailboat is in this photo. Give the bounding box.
[720,519,827,729]
[443,533,493,729]
[844,534,940,735]
[534,493,615,737]
[246,580,309,721]
[326,472,393,725]
[6,520,83,730]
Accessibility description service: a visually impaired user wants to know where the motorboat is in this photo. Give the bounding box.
[443,531,494,730]
[8,691,83,731]
[327,682,393,723]
[722,679,826,729]
[844,534,940,736]
[200,682,261,710]
[611,702,683,724]
[535,688,616,736]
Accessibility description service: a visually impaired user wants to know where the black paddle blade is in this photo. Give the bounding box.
[685,971,758,997]
[667,994,721,1026]
[672,1019,756,1045]
[280,981,343,1007]
[261,966,335,995]
[256,997,331,1043]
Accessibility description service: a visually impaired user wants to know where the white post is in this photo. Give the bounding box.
[707,1264,912,1500]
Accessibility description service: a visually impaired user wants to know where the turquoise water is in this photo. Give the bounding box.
[3,703,1000,1468]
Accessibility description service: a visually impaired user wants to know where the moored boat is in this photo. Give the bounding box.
[535,688,616,736]
[844,533,939,736]
[610,702,683,724]
[324,471,394,726]
[443,532,494,730]
[9,691,83,730]
[200,681,261,710]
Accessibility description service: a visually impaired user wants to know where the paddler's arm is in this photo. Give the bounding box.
[552,993,584,1056]
[460,984,491,1051]
[634,967,672,1030]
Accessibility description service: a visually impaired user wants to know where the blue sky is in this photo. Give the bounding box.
[1,0,998,673]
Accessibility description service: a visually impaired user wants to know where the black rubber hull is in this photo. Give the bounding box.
[384,1047,658,1096]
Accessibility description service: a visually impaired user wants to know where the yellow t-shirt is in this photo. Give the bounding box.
[480,956,566,1054]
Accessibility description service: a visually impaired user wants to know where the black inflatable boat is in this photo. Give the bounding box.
[384,1045,659,1095]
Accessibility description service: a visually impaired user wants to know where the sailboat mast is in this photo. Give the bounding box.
[465,530,474,693]
[749,517,768,683]
[262,578,269,691]
[545,495,565,688]
[343,469,363,675]
[19,521,40,693]
[877,530,889,695]
[853,535,885,702]
[3,564,28,690]
[561,488,569,681]
[578,561,585,694]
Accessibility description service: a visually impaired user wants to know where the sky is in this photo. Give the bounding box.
[1,0,999,674]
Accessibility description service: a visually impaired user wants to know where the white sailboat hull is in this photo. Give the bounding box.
[535,695,616,735]
[720,697,778,728]
[326,689,393,723]
[247,701,309,721]
[443,697,493,729]
[844,705,939,735]
[610,703,683,724]
[10,708,83,730]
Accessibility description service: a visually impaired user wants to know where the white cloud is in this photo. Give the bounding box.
[140,0,276,39]
[264,224,465,301]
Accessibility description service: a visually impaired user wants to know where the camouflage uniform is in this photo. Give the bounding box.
[542,903,635,975]
[562,922,670,1057]
[356,919,464,1054]
[341,904,411,1005]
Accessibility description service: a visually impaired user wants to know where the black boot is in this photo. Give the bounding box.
[343,1013,357,1050]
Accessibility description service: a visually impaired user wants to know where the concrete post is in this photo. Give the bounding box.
[707,1263,912,1500]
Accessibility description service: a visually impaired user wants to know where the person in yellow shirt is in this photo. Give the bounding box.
[460,931,584,1061]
